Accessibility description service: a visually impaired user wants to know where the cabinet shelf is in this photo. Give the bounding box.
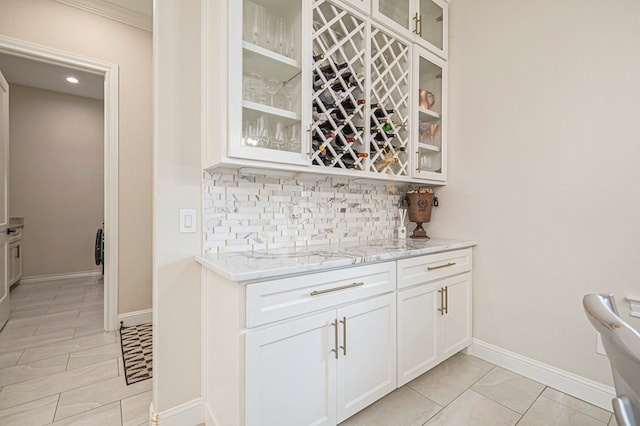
[243,41,301,82]
[243,100,301,125]
[418,107,441,122]
[417,142,440,152]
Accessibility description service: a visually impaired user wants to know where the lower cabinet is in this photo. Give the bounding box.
[397,272,472,386]
[245,293,397,425]
[8,240,22,287]
[202,247,474,426]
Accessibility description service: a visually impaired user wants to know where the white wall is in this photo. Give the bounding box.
[9,84,103,277]
[153,0,203,414]
[0,0,152,314]
[429,0,640,387]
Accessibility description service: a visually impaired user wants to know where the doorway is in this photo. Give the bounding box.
[0,35,119,331]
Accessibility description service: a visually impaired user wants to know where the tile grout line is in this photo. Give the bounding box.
[417,362,498,425]
[514,386,548,425]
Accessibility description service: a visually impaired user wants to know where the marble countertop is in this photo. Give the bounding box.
[196,238,476,283]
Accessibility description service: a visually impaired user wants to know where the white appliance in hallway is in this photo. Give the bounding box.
[0,70,10,329]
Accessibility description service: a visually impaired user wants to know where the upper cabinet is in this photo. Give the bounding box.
[372,0,448,59]
[412,46,447,182]
[229,0,312,166]
[204,0,449,185]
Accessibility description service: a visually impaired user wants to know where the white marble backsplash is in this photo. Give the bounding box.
[203,169,412,254]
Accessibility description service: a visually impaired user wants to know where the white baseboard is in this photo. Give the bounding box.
[150,398,203,426]
[467,339,615,411]
[118,309,152,327]
[21,270,102,284]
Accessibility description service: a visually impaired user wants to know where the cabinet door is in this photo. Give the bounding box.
[397,283,439,386]
[7,243,16,286]
[228,0,312,165]
[14,243,21,282]
[416,0,448,58]
[372,0,413,41]
[336,293,396,423]
[412,46,447,182]
[439,272,472,359]
[246,310,336,426]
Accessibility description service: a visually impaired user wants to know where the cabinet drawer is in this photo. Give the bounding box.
[246,262,396,327]
[397,248,472,289]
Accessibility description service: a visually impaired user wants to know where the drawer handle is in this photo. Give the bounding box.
[427,262,456,271]
[310,282,365,296]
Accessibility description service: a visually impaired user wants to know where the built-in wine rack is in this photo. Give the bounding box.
[310,1,412,177]
[369,24,410,176]
[311,0,367,170]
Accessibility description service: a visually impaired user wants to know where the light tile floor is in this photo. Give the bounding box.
[1,277,616,426]
[0,276,152,426]
[340,353,617,426]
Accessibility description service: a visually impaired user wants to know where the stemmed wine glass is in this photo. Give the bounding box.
[256,115,271,147]
[281,80,296,111]
[265,79,281,107]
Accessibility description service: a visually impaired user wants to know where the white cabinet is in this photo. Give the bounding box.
[205,0,313,168]
[246,310,336,426]
[202,247,473,425]
[203,261,397,426]
[245,293,396,425]
[205,0,450,185]
[397,250,472,386]
[8,234,22,287]
[412,45,447,182]
[372,0,448,58]
[336,294,396,422]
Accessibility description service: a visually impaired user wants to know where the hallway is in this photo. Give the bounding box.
[0,277,151,425]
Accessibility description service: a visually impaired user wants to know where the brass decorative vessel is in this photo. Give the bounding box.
[405,188,434,239]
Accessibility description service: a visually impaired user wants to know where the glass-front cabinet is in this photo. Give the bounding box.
[227,0,312,165]
[412,46,447,181]
[372,0,448,59]
[207,0,449,185]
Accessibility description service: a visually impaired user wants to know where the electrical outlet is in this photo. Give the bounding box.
[596,333,606,355]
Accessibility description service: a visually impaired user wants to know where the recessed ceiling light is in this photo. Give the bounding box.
[66,77,79,84]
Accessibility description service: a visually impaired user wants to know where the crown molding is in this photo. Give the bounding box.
[55,0,152,32]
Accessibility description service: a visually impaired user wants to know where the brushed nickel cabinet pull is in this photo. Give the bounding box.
[438,287,445,315]
[339,316,347,356]
[413,12,422,35]
[427,262,456,271]
[331,319,339,359]
[310,282,364,296]
[307,124,314,158]
[444,286,449,314]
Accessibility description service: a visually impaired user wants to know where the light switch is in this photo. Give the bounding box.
[179,209,197,233]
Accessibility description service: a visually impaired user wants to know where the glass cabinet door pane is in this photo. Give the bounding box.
[378,0,411,30]
[418,0,444,52]
[416,51,443,176]
[239,0,306,161]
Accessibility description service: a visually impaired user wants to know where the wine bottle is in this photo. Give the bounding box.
[312,132,335,142]
[341,125,365,136]
[371,122,393,133]
[372,107,395,118]
[313,53,325,61]
[313,101,337,112]
[341,98,366,112]
[373,132,396,141]
[318,121,338,131]
[318,62,348,75]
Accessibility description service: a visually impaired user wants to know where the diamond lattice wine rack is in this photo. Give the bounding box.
[369,24,410,176]
[311,0,367,171]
